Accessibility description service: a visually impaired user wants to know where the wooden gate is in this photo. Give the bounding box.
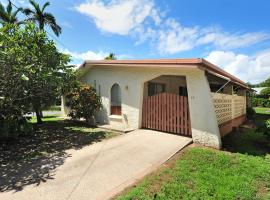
[142,93,191,136]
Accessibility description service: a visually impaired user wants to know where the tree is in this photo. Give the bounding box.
[0,0,24,25]
[0,23,75,127]
[259,77,270,87]
[105,53,117,60]
[260,87,270,97]
[23,0,61,36]
[65,84,102,124]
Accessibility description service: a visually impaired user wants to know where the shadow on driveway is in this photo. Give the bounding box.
[0,119,112,192]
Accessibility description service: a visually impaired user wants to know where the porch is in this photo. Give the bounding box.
[141,75,192,137]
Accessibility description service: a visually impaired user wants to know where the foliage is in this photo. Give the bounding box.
[23,0,61,36]
[246,82,255,88]
[260,87,270,96]
[252,97,270,108]
[258,77,270,87]
[0,0,24,25]
[257,119,270,139]
[105,53,117,60]
[0,23,74,136]
[66,84,102,123]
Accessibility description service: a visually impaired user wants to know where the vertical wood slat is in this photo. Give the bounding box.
[166,93,169,132]
[141,93,191,136]
[176,96,180,134]
[184,96,188,135]
[173,94,176,133]
[180,96,183,134]
[162,93,165,131]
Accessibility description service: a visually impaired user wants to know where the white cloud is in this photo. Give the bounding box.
[75,0,270,55]
[206,50,270,84]
[198,31,269,49]
[61,49,132,67]
[157,19,199,53]
[75,0,159,35]
[63,49,108,60]
[156,20,269,54]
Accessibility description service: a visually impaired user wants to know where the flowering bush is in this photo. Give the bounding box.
[66,84,102,123]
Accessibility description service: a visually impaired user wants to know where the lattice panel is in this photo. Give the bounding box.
[232,96,246,118]
[212,94,232,125]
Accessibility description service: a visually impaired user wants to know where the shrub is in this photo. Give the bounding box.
[252,97,270,108]
[65,84,102,124]
[260,87,270,97]
[256,120,270,139]
[0,116,33,139]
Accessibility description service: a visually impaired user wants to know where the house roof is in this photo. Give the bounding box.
[80,58,249,89]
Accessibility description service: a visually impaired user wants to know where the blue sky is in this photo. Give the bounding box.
[2,0,270,83]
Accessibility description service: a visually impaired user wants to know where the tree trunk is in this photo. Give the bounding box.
[35,108,43,124]
[39,110,43,118]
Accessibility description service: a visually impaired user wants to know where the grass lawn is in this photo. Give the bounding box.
[116,110,270,200]
[254,107,270,115]
[0,116,120,192]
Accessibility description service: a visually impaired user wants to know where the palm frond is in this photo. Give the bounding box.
[12,7,23,19]
[0,4,9,22]
[29,0,40,13]
[7,0,12,15]
[44,12,62,36]
[0,2,5,13]
[23,8,34,16]
[42,2,50,12]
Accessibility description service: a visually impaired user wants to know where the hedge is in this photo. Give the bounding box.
[252,97,270,108]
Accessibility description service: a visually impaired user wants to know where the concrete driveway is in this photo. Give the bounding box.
[0,129,192,200]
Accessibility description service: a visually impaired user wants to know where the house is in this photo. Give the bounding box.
[62,58,250,149]
[252,87,268,95]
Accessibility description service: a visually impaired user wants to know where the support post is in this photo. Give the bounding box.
[186,69,222,149]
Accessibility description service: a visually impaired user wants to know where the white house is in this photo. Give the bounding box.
[62,58,249,149]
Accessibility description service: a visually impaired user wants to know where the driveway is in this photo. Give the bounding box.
[0,129,192,200]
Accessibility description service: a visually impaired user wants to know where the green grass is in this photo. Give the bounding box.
[117,147,270,200]
[254,107,270,115]
[29,115,62,123]
[43,105,61,111]
[116,109,270,200]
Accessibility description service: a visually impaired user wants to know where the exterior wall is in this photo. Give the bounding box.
[78,66,198,129]
[64,65,222,148]
[212,93,247,137]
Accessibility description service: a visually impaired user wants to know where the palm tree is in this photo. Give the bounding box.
[23,0,61,36]
[0,0,24,25]
[105,53,117,60]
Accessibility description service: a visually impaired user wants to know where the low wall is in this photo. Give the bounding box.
[212,93,246,137]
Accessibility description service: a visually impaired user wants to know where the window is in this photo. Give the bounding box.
[148,82,165,96]
[179,87,188,96]
[111,84,121,115]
